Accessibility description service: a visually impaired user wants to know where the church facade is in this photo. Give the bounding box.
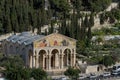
[2,32,76,73]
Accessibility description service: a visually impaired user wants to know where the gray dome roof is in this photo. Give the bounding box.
[6,32,45,45]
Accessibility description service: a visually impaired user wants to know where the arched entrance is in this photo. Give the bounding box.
[63,49,71,67]
[51,49,59,69]
[39,50,47,69]
[28,50,33,68]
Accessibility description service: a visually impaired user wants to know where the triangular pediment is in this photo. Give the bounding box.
[34,33,76,48]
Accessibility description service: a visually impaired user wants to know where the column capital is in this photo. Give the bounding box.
[45,55,49,58]
[48,54,52,58]
[60,54,64,58]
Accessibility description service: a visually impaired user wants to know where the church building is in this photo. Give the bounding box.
[2,32,76,73]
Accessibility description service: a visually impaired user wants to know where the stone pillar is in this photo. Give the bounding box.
[36,55,39,68]
[55,53,59,69]
[60,54,64,69]
[70,54,72,67]
[30,55,33,68]
[73,54,76,66]
[46,55,49,70]
[43,55,45,69]
[33,56,35,67]
[48,55,51,70]
[34,56,36,68]
[55,54,57,69]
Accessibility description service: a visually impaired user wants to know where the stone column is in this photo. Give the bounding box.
[55,54,57,69]
[56,53,59,69]
[33,56,35,67]
[46,55,49,70]
[61,54,64,69]
[73,54,76,66]
[70,54,72,67]
[34,56,36,68]
[30,55,33,68]
[67,53,68,66]
[48,55,51,70]
[36,55,39,68]
[43,55,45,69]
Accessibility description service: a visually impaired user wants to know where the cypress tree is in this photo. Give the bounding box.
[23,4,30,31]
[80,18,86,40]
[89,13,94,27]
[6,18,12,33]
[0,21,3,34]
[84,14,89,28]
[48,25,54,34]
[44,29,48,35]
[86,21,92,47]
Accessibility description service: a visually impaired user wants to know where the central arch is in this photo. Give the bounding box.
[39,50,47,69]
[51,49,59,69]
[63,48,71,67]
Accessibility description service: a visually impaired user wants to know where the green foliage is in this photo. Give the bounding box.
[77,40,86,55]
[21,68,31,80]
[113,22,120,29]
[99,13,105,25]
[0,55,26,80]
[64,67,80,79]
[0,0,112,34]
[92,27,120,36]
[111,9,120,21]
[0,55,48,80]
[31,68,47,80]
[90,0,112,12]
[0,22,3,34]
[71,0,82,13]
[49,0,70,13]
[0,0,49,34]
[0,56,24,68]
[84,14,89,28]
[89,13,94,27]
[102,55,115,67]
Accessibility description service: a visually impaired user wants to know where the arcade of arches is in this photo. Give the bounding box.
[29,47,76,72]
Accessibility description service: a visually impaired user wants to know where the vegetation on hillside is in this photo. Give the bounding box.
[0,0,113,34]
[0,55,48,80]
